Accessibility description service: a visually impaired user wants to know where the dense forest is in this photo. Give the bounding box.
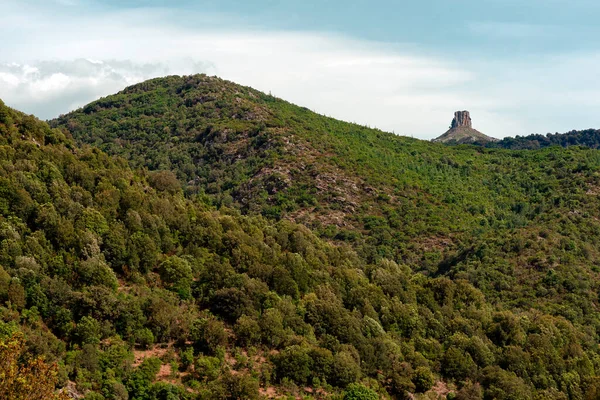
[3,74,600,399]
[478,129,600,150]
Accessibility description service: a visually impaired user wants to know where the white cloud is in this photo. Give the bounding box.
[1,3,600,138]
[0,59,192,118]
[0,6,474,137]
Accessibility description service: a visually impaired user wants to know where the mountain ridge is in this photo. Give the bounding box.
[52,74,600,315]
[0,74,591,398]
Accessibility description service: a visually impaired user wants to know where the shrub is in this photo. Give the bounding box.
[75,316,101,345]
[0,333,68,400]
[195,356,222,382]
[413,366,435,393]
[135,328,155,349]
[159,256,193,299]
[234,315,261,347]
[332,351,361,388]
[343,383,379,400]
[273,345,312,385]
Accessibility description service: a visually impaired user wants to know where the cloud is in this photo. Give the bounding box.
[0,3,474,137]
[2,2,600,138]
[0,59,208,118]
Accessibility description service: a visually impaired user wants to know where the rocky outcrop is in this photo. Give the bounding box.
[451,111,472,129]
[433,111,498,144]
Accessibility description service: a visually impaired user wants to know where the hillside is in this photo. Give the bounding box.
[0,73,596,399]
[0,99,502,399]
[432,126,497,144]
[53,75,600,316]
[3,96,595,399]
[488,129,600,150]
[433,111,498,145]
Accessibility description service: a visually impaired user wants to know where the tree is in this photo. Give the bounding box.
[159,256,193,299]
[194,356,222,382]
[148,170,180,193]
[135,328,155,349]
[273,345,312,385]
[332,350,362,388]
[222,371,259,400]
[442,347,477,382]
[75,316,102,345]
[234,315,261,347]
[343,383,379,400]
[413,366,435,393]
[0,333,69,400]
[190,318,227,355]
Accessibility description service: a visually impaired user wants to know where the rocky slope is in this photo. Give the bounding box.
[433,111,498,144]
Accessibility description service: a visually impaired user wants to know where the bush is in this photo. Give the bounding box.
[135,328,155,349]
[332,351,361,388]
[159,256,193,299]
[195,356,222,382]
[0,333,68,400]
[234,315,261,347]
[479,366,532,400]
[84,393,105,400]
[191,318,228,355]
[222,371,260,400]
[273,345,312,385]
[343,383,379,400]
[75,316,101,345]
[442,347,477,382]
[148,170,180,193]
[179,347,194,371]
[413,366,435,393]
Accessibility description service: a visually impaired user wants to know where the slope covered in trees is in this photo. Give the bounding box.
[483,129,600,150]
[2,74,600,399]
[54,75,600,324]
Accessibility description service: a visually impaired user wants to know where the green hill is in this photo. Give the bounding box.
[487,129,600,150]
[2,73,600,399]
[54,75,600,315]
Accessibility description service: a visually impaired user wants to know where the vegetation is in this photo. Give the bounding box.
[0,332,68,400]
[0,74,599,399]
[481,129,600,150]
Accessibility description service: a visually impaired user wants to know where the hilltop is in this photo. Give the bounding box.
[0,74,599,399]
[433,111,498,144]
[52,76,600,320]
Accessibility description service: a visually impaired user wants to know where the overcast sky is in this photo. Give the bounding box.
[2,0,600,139]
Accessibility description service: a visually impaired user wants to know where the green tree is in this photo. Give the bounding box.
[413,366,435,393]
[273,345,312,385]
[75,316,102,345]
[159,256,193,299]
[332,350,362,388]
[343,383,379,400]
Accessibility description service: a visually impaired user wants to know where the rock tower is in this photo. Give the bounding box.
[433,111,498,144]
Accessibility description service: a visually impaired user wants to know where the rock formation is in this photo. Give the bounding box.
[433,110,498,144]
[451,111,472,129]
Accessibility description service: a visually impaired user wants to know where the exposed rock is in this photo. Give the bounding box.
[451,111,472,129]
[433,110,498,144]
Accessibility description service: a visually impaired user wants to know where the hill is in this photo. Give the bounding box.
[433,111,498,145]
[0,97,583,399]
[488,129,600,150]
[1,74,595,399]
[52,75,600,312]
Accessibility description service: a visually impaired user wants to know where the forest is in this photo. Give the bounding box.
[477,129,600,150]
[3,75,600,399]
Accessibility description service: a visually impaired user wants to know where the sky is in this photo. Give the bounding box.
[2,1,600,139]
